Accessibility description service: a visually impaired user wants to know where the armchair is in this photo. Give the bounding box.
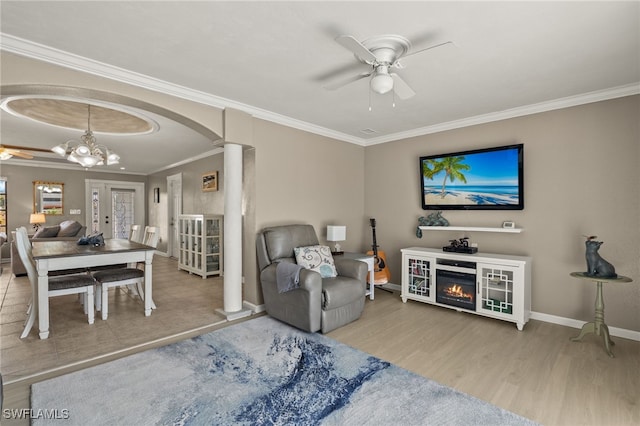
[256,224,367,333]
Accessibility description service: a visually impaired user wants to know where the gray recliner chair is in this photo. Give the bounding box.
[256,224,367,334]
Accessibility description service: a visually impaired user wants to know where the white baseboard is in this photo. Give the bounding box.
[243,300,266,314]
[529,311,640,342]
[375,283,640,341]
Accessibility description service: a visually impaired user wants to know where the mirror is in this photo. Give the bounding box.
[33,181,64,215]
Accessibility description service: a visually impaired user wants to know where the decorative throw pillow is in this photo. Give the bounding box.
[294,245,337,278]
[33,225,60,238]
[58,220,82,237]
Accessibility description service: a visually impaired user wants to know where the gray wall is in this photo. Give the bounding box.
[251,118,367,306]
[253,118,366,245]
[364,96,639,331]
[0,163,146,259]
[148,153,225,253]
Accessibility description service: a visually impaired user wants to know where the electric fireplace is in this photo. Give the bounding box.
[435,260,477,311]
[401,247,532,331]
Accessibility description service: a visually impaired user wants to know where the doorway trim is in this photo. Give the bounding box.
[84,179,145,237]
[167,173,183,258]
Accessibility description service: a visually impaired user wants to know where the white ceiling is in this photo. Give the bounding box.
[1,1,638,174]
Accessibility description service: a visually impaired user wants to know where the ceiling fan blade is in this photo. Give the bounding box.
[401,41,454,60]
[0,147,34,159]
[390,73,416,100]
[1,144,52,153]
[313,61,369,83]
[324,71,372,91]
[335,35,378,63]
[9,150,34,159]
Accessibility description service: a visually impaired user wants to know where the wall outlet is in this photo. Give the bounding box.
[471,242,478,248]
[69,209,81,215]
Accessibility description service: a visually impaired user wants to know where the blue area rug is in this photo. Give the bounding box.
[31,316,537,425]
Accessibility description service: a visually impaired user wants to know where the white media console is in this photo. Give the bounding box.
[401,247,532,330]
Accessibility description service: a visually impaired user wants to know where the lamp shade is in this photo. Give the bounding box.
[327,225,346,242]
[30,213,46,225]
[51,143,68,156]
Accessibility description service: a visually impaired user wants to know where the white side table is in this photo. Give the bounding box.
[342,252,376,300]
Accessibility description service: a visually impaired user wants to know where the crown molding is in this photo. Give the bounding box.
[2,158,147,175]
[0,34,365,146]
[2,33,637,149]
[2,147,225,176]
[365,82,640,146]
[149,148,224,175]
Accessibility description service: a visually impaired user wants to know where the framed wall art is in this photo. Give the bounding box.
[202,171,218,192]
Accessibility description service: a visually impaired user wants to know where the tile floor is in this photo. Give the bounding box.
[0,256,227,382]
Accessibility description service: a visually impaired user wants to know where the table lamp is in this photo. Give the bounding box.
[327,225,346,255]
[30,213,46,230]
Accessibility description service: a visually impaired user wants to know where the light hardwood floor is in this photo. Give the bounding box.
[1,257,638,425]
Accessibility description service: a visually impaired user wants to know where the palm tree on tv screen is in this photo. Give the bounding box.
[423,156,470,198]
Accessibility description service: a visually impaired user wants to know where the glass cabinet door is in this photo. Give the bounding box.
[204,217,221,273]
[404,256,435,301]
[477,265,516,317]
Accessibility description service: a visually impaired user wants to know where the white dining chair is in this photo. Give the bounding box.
[14,228,91,320]
[142,226,159,248]
[92,223,144,310]
[129,224,142,243]
[124,226,159,305]
[15,227,95,339]
[93,226,158,320]
[136,226,159,308]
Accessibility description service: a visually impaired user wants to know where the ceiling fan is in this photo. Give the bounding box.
[0,144,50,160]
[325,34,452,101]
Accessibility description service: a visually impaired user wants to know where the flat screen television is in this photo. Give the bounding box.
[419,143,524,210]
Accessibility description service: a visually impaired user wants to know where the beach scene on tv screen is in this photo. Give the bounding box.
[422,148,520,206]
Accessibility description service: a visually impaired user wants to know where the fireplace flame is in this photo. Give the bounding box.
[444,284,473,301]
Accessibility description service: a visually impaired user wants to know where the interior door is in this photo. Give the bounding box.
[85,179,145,238]
[167,173,182,258]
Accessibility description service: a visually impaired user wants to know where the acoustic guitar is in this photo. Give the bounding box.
[366,218,391,285]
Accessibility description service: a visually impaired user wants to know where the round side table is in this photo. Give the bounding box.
[569,272,632,358]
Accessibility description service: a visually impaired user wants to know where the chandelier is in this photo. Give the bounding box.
[51,105,120,168]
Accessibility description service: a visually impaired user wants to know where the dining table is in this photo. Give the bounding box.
[31,239,156,339]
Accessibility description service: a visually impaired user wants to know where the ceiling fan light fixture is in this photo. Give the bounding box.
[370,67,394,95]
